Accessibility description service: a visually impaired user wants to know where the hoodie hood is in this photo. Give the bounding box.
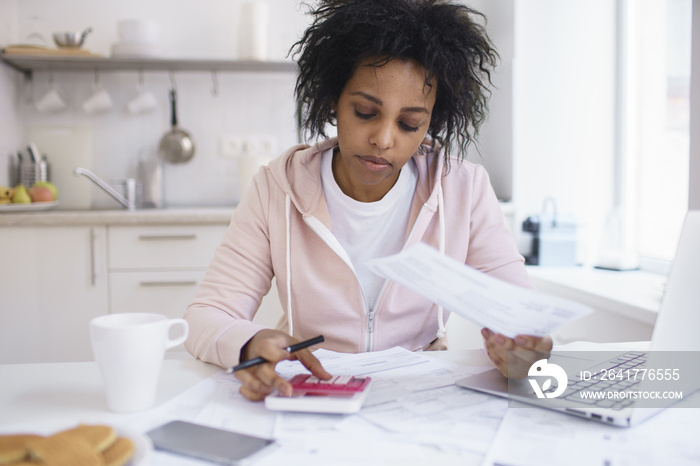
[267,137,446,218]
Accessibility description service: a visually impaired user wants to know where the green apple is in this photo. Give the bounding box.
[12,184,31,204]
[33,181,58,200]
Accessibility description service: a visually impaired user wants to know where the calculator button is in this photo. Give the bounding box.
[288,374,371,395]
[289,374,310,384]
[333,376,352,385]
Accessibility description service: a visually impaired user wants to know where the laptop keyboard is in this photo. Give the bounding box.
[546,352,647,410]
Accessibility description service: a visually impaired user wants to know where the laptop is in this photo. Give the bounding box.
[456,210,700,427]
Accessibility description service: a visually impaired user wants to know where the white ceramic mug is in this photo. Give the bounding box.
[83,87,113,114]
[35,88,67,113]
[89,313,189,413]
[127,89,157,114]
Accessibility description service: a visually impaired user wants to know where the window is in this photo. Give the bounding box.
[618,0,692,268]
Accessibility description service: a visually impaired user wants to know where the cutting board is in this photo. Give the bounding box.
[2,45,102,57]
[29,126,93,209]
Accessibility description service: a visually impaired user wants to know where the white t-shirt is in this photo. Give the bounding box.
[321,148,418,310]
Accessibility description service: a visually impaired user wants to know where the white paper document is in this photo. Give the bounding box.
[367,242,592,338]
[482,393,700,466]
[123,347,499,465]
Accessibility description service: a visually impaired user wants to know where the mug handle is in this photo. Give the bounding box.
[165,318,189,349]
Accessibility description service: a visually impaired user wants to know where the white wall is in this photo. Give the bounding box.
[512,0,617,264]
[464,0,515,203]
[691,0,700,210]
[14,0,309,61]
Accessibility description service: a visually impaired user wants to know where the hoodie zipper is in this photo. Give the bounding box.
[303,201,433,353]
[302,216,374,350]
[365,203,432,352]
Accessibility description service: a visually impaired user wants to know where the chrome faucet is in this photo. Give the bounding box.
[73,167,137,210]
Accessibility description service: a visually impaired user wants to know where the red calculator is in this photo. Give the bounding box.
[265,374,373,414]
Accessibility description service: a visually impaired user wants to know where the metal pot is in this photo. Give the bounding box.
[158,89,195,164]
[53,27,93,48]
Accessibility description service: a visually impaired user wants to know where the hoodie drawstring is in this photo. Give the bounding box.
[436,183,447,340]
[285,194,294,337]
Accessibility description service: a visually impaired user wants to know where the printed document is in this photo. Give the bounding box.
[367,242,592,338]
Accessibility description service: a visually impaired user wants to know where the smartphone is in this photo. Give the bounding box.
[147,420,274,465]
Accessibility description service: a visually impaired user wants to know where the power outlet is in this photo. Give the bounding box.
[219,135,244,158]
[257,135,277,156]
[220,134,278,158]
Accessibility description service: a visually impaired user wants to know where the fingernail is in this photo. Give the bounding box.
[481,328,489,338]
[515,336,526,346]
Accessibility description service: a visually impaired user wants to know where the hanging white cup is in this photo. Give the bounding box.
[35,87,67,113]
[127,89,157,114]
[83,87,113,114]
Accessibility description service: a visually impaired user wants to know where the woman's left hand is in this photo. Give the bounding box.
[481,328,553,379]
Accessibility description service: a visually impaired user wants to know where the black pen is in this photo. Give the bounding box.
[226,335,325,373]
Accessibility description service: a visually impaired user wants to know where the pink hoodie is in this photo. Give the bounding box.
[184,138,532,368]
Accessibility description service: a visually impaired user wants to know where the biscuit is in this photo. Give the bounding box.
[0,434,43,464]
[26,435,104,466]
[101,437,135,466]
[53,424,117,453]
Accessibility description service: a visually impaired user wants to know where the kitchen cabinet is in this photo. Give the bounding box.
[0,223,227,363]
[107,224,226,321]
[0,226,108,364]
[0,211,286,363]
[107,224,227,358]
[107,224,284,353]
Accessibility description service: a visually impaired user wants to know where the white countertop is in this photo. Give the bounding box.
[0,206,235,226]
[527,265,664,325]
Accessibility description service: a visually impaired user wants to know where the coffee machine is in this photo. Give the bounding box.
[521,198,578,266]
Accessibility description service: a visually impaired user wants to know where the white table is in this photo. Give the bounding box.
[0,357,219,434]
[1,350,699,465]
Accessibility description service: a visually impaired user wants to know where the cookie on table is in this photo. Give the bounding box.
[102,436,135,466]
[2,424,135,466]
[0,433,43,464]
[52,424,117,453]
[25,434,103,466]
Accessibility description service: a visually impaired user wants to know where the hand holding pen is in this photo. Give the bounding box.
[227,335,325,373]
[230,332,332,401]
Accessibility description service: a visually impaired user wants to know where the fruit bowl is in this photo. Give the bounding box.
[0,201,60,212]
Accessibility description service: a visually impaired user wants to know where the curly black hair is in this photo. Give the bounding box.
[290,0,499,162]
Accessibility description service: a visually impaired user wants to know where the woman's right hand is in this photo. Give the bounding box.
[233,329,332,401]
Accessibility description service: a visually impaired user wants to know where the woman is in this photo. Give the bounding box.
[185,0,552,401]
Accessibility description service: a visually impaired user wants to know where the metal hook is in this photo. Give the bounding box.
[210,71,219,97]
[23,72,34,105]
[169,71,177,91]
